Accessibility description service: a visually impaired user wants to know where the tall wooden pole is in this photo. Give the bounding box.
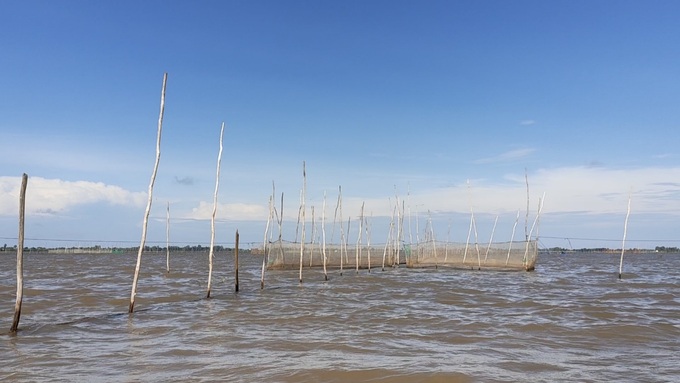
[619,192,632,279]
[129,73,166,314]
[322,191,328,281]
[166,201,170,274]
[207,122,225,298]
[10,173,28,333]
[235,230,240,292]
[299,161,306,284]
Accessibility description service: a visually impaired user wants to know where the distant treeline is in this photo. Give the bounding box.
[0,244,252,254]
[545,246,679,253]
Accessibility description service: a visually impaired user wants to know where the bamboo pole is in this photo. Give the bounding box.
[472,213,481,270]
[366,214,372,273]
[427,210,437,269]
[206,122,225,299]
[10,173,28,333]
[166,202,170,274]
[129,73,166,314]
[235,230,239,292]
[341,218,350,276]
[322,191,328,281]
[299,161,306,284]
[407,183,413,247]
[356,202,364,274]
[277,192,285,265]
[394,192,402,267]
[524,192,545,269]
[463,213,473,265]
[525,169,530,241]
[506,209,520,265]
[383,204,396,270]
[310,206,315,267]
[444,219,451,262]
[262,183,275,289]
[619,192,632,279]
[261,195,273,289]
[484,215,499,263]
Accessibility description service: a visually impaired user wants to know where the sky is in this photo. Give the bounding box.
[2,0,680,250]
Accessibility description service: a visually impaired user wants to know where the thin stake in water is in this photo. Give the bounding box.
[10,173,28,333]
[619,192,632,279]
[130,73,166,314]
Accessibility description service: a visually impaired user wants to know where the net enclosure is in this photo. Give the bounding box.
[263,239,537,271]
[404,240,538,271]
[264,240,401,270]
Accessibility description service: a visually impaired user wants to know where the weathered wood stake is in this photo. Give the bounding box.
[10,173,28,333]
[235,230,240,292]
[206,122,225,299]
[322,191,328,281]
[129,73,166,314]
[619,192,632,279]
[299,161,306,284]
[166,201,170,273]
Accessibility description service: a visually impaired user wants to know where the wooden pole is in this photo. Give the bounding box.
[525,169,530,241]
[619,192,632,279]
[299,161,306,284]
[524,192,545,269]
[322,191,328,281]
[262,183,275,290]
[10,173,28,333]
[206,122,225,299]
[166,201,170,274]
[484,215,499,263]
[130,73,166,314]
[366,214,372,273]
[310,206,315,267]
[506,209,520,266]
[428,210,437,269]
[356,202,364,274]
[383,205,396,271]
[235,230,240,292]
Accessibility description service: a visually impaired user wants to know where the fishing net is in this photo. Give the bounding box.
[263,239,537,271]
[405,240,538,270]
[264,240,400,270]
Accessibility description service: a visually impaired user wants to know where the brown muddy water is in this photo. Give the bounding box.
[1,251,679,382]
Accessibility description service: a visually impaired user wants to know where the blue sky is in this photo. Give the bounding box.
[2,0,680,250]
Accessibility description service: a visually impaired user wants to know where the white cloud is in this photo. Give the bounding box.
[298,165,680,222]
[0,176,147,216]
[473,148,536,164]
[520,120,536,126]
[184,201,269,221]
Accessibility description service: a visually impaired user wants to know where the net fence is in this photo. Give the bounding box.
[263,239,537,271]
[404,240,538,271]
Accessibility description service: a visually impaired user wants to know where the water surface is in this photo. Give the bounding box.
[1,251,679,382]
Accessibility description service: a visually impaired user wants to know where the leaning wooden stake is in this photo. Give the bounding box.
[262,184,275,290]
[366,214,372,273]
[619,192,632,279]
[206,122,225,299]
[356,202,365,274]
[10,173,28,333]
[130,73,166,314]
[524,192,545,268]
[235,230,240,292]
[484,215,499,263]
[299,161,306,284]
[506,209,520,266]
[525,169,530,241]
[166,201,170,273]
[322,191,328,281]
[383,205,396,271]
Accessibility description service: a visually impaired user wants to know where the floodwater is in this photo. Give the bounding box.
[1,251,679,382]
